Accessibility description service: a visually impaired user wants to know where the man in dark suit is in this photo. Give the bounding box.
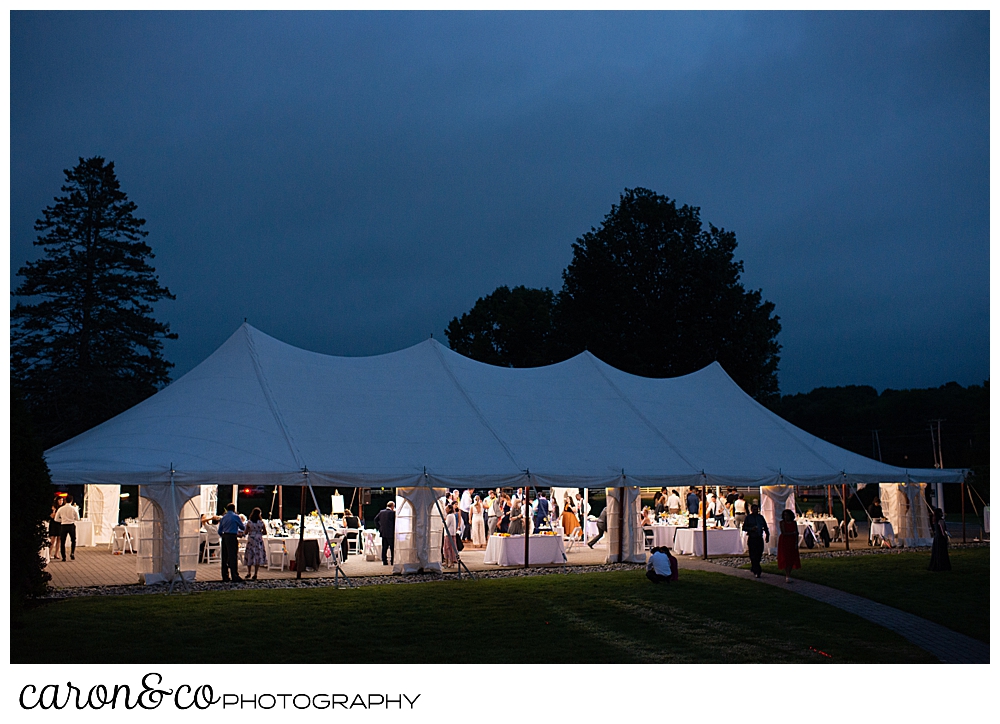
[533,492,550,530]
[374,501,396,566]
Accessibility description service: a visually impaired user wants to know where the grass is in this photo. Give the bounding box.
[12,568,936,663]
[761,547,989,643]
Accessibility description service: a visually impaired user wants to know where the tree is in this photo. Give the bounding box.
[11,157,176,447]
[11,389,53,620]
[555,188,781,402]
[446,285,556,367]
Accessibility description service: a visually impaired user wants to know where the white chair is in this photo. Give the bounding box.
[111,525,134,554]
[266,541,287,572]
[643,525,655,550]
[202,525,221,563]
[324,534,346,569]
[564,527,583,553]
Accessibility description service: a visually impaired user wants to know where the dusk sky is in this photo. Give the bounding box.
[10,11,989,395]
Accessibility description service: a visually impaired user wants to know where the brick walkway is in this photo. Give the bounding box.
[676,557,990,664]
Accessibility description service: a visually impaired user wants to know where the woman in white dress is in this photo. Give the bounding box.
[471,496,487,547]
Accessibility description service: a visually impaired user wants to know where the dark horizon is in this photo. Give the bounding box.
[10,11,989,395]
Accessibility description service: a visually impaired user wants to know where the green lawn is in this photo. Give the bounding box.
[13,569,935,663]
[762,548,989,642]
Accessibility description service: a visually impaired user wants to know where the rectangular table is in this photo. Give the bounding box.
[649,524,681,548]
[76,519,94,547]
[673,527,745,556]
[484,535,566,566]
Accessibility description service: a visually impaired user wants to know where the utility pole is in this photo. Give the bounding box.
[871,430,882,462]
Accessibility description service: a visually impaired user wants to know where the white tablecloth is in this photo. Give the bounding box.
[870,521,895,542]
[673,528,745,556]
[484,535,566,566]
[648,524,681,548]
[585,520,600,538]
[76,519,94,547]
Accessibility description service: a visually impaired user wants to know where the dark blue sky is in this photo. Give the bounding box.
[10,11,989,395]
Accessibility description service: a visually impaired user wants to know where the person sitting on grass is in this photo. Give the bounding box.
[646,546,673,584]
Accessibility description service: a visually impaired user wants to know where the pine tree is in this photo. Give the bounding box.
[11,157,176,447]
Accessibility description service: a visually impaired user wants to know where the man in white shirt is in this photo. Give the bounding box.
[646,546,673,583]
[54,495,81,561]
[666,489,682,514]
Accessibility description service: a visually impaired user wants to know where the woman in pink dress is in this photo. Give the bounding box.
[776,508,802,583]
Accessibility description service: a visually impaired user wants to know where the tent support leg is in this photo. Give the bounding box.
[278,485,283,520]
[306,482,353,588]
[618,482,625,564]
[432,493,475,580]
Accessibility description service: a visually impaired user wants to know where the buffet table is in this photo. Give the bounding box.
[484,534,566,566]
[673,527,745,556]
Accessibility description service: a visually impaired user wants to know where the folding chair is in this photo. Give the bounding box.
[266,541,287,572]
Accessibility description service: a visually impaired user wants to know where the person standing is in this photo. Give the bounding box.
[54,494,80,561]
[686,488,700,516]
[587,505,608,548]
[575,492,589,531]
[460,489,473,541]
[777,509,801,583]
[533,492,550,530]
[442,504,459,568]
[743,504,770,578]
[218,502,245,583]
[929,508,951,572]
[487,494,502,537]
[733,493,748,529]
[48,501,63,559]
[471,496,487,547]
[666,489,682,515]
[374,501,396,566]
[243,507,267,581]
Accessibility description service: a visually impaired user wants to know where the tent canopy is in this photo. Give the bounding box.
[45,324,965,488]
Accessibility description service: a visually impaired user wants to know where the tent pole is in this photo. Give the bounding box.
[524,473,531,570]
[701,479,708,561]
[842,482,850,552]
[233,484,238,514]
[297,485,306,580]
[278,485,283,520]
[961,478,966,543]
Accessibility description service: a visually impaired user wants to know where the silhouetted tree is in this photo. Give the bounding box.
[11,389,53,620]
[11,157,176,447]
[555,188,781,401]
[446,285,556,367]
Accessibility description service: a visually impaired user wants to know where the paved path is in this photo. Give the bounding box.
[677,557,989,664]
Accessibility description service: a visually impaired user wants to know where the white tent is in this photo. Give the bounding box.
[879,483,933,547]
[45,323,964,492]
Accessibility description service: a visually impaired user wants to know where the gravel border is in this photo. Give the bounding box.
[37,542,987,600]
[39,562,646,600]
[708,541,989,569]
